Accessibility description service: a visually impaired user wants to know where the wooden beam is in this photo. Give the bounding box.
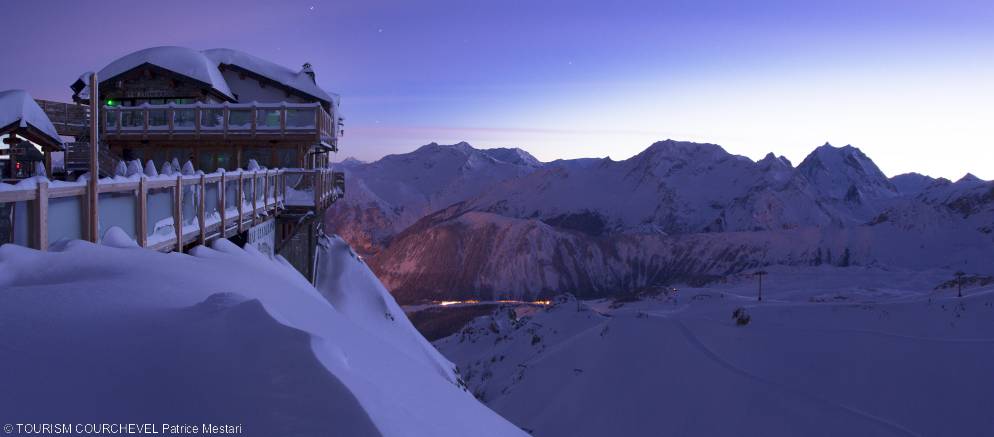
[88,73,99,243]
[313,171,321,208]
[219,172,226,237]
[198,174,206,245]
[137,177,148,247]
[251,171,258,227]
[263,170,270,211]
[174,175,183,252]
[237,172,244,233]
[35,181,48,250]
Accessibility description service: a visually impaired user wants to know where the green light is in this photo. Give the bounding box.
[106,99,116,106]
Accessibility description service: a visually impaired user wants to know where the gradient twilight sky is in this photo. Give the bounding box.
[1,0,991,179]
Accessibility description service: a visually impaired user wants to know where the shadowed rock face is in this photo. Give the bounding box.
[1,295,382,437]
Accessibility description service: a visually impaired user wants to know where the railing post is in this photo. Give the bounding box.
[87,73,99,243]
[237,172,244,233]
[174,175,183,252]
[222,105,229,139]
[219,172,226,238]
[313,171,321,208]
[250,102,257,138]
[281,170,287,205]
[251,171,258,227]
[314,106,321,138]
[264,170,270,212]
[198,174,206,245]
[137,177,147,247]
[34,181,48,250]
[194,104,201,136]
[279,104,287,135]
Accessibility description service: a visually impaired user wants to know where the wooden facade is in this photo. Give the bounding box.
[0,48,346,282]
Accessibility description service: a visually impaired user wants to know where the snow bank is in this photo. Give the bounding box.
[0,238,525,437]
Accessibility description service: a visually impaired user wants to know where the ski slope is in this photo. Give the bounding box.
[437,266,994,436]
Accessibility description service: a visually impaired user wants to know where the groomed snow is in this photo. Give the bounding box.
[0,89,64,148]
[437,266,994,437]
[0,235,526,437]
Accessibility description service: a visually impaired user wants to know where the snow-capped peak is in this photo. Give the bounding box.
[955,173,986,186]
[635,139,731,162]
[797,143,896,200]
[890,172,936,195]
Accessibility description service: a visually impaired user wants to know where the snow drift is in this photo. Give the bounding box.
[0,236,526,437]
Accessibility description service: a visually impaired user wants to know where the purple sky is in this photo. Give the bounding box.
[2,0,992,179]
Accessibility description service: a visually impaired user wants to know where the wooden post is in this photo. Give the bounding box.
[236,145,243,170]
[263,170,270,212]
[250,104,257,138]
[137,177,148,247]
[313,171,321,208]
[87,73,99,242]
[281,170,287,204]
[251,171,258,227]
[198,174,206,245]
[219,172,226,237]
[174,175,183,252]
[297,144,304,168]
[237,172,244,233]
[35,181,48,250]
[44,151,52,178]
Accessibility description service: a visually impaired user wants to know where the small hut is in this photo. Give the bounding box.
[0,89,64,180]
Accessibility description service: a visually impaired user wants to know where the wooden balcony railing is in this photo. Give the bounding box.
[102,102,337,147]
[0,168,340,252]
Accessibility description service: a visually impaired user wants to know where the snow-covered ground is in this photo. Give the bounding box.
[436,265,994,437]
[0,235,526,437]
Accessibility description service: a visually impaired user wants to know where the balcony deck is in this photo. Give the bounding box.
[102,102,338,150]
[0,168,344,253]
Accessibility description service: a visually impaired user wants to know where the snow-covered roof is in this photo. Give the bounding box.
[203,48,337,104]
[78,46,339,106]
[95,46,234,100]
[0,89,64,149]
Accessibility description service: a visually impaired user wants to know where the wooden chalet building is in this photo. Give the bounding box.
[69,46,343,175]
[0,47,347,283]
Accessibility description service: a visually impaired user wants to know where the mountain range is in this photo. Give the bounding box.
[325,140,994,303]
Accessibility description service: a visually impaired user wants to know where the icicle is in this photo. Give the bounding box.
[247,159,260,171]
[181,160,195,175]
[145,160,159,177]
[161,162,174,176]
[171,157,181,173]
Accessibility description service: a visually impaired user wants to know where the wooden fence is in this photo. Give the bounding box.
[0,168,341,252]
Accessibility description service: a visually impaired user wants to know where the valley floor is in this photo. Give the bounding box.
[435,266,994,437]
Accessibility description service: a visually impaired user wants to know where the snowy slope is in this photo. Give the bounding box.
[371,204,994,303]
[324,142,542,255]
[436,267,994,437]
[0,237,526,437]
[327,139,993,302]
